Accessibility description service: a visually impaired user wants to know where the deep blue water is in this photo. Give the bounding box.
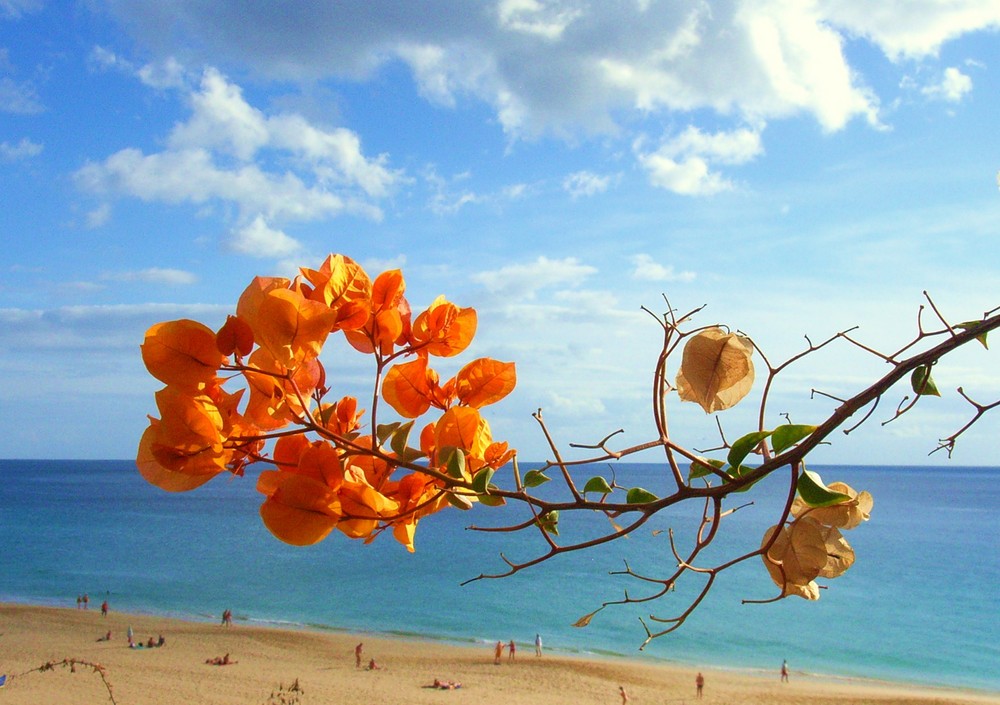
[1,460,997,691]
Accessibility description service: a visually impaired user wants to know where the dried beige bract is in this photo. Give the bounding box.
[791,481,873,530]
[761,519,828,593]
[675,327,754,413]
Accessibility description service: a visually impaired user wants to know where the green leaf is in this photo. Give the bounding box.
[727,430,772,469]
[625,487,658,504]
[472,467,494,495]
[441,447,466,479]
[688,458,724,481]
[394,446,425,465]
[523,469,551,488]
[771,424,817,454]
[478,487,506,507]
[797,468,852,507]
[375,422,400,446]
[537,510,559,536]
[445,492,473,510]
[583,476,613,494]
[389,420,415,456]
[910,365,941,397]
[957,321,989,349]
[725,464,760,493]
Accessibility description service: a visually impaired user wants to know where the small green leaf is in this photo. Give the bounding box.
[441,447,466,479]
[797,468,852,507]
[688,457,724,481]
[445,492,473,510]
[910,365,941,397]
[957,321,989,349]
[537,510,559,536]
[375,422,400,446]
[771,424,817,454]
[389,420,415,456]
[478,487,506,507]
[725,464,760,493]
[472,467,494,495]
[727,430,772,469]
[523,469,551,488]
[625,487,658,504]
[395,446,425,465]
[583,476,613,494]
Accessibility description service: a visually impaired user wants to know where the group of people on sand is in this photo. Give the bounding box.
[220,608,233,627]
[354,643,382,671]
[129,634,166,649]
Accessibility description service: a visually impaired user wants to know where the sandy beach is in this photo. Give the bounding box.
[0,603,996,705]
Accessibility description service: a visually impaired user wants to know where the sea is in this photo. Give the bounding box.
[1,459,997,692]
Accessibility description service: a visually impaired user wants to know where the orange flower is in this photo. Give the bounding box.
[299,254,372,332]
[344,269,411,356]
[141,319,227,390]
[237,276,338,368]
[455,358,516,408]
[412,295,477,358]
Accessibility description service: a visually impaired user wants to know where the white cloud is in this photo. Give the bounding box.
[0,137,42,161]
[102,268,198,285]
[229,215,302,258]
[497,0,583,40]
[85,203,111,228]
[636,126,763,195]
[0,0,41,19]
[921,67,973,102]
[472,255,597,300]
[74,65,402,253]
[138,57,187,89]
[563,170,611,198]
[629,254,695,283]
[820,1,1000,60]
[0,76,43,114]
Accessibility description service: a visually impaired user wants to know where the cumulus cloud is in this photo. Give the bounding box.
[94,1,945,136]
[74,65,403,255]
[636,126,763,195]
[229,215,301,258]
[0,137,42,161]
[921,67,973,102]
[629,254,695,283]
[471,255,597,300]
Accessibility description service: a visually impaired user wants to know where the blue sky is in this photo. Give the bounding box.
[1,1,999,464]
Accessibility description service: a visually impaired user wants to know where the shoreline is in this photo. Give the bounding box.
[1,603,997,705]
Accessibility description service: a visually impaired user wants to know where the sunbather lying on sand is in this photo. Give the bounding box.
[424,678,462,690]
[205,653,237,666]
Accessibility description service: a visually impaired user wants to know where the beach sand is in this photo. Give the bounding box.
[0,603,995,705]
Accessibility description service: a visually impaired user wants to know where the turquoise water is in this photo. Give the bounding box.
[1,460,997,691]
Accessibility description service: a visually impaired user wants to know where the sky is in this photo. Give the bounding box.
[1,0,999,466]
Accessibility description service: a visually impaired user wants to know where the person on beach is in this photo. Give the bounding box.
[101,600,108,617]
[619,685,629,704]
[366,658,381,671]
[83,594,89,609]
[76,595,81,609]
[494,640,504,665]
[781,659,789,682]
[355,642,364,668]
[508,639,516,662]
[206,653,236,665]
[96,630,111,642]
[696,672,704,698]
[535,633,542,657]
[428,678,462,690]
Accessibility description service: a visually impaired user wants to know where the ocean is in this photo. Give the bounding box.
[1,459,997,692]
